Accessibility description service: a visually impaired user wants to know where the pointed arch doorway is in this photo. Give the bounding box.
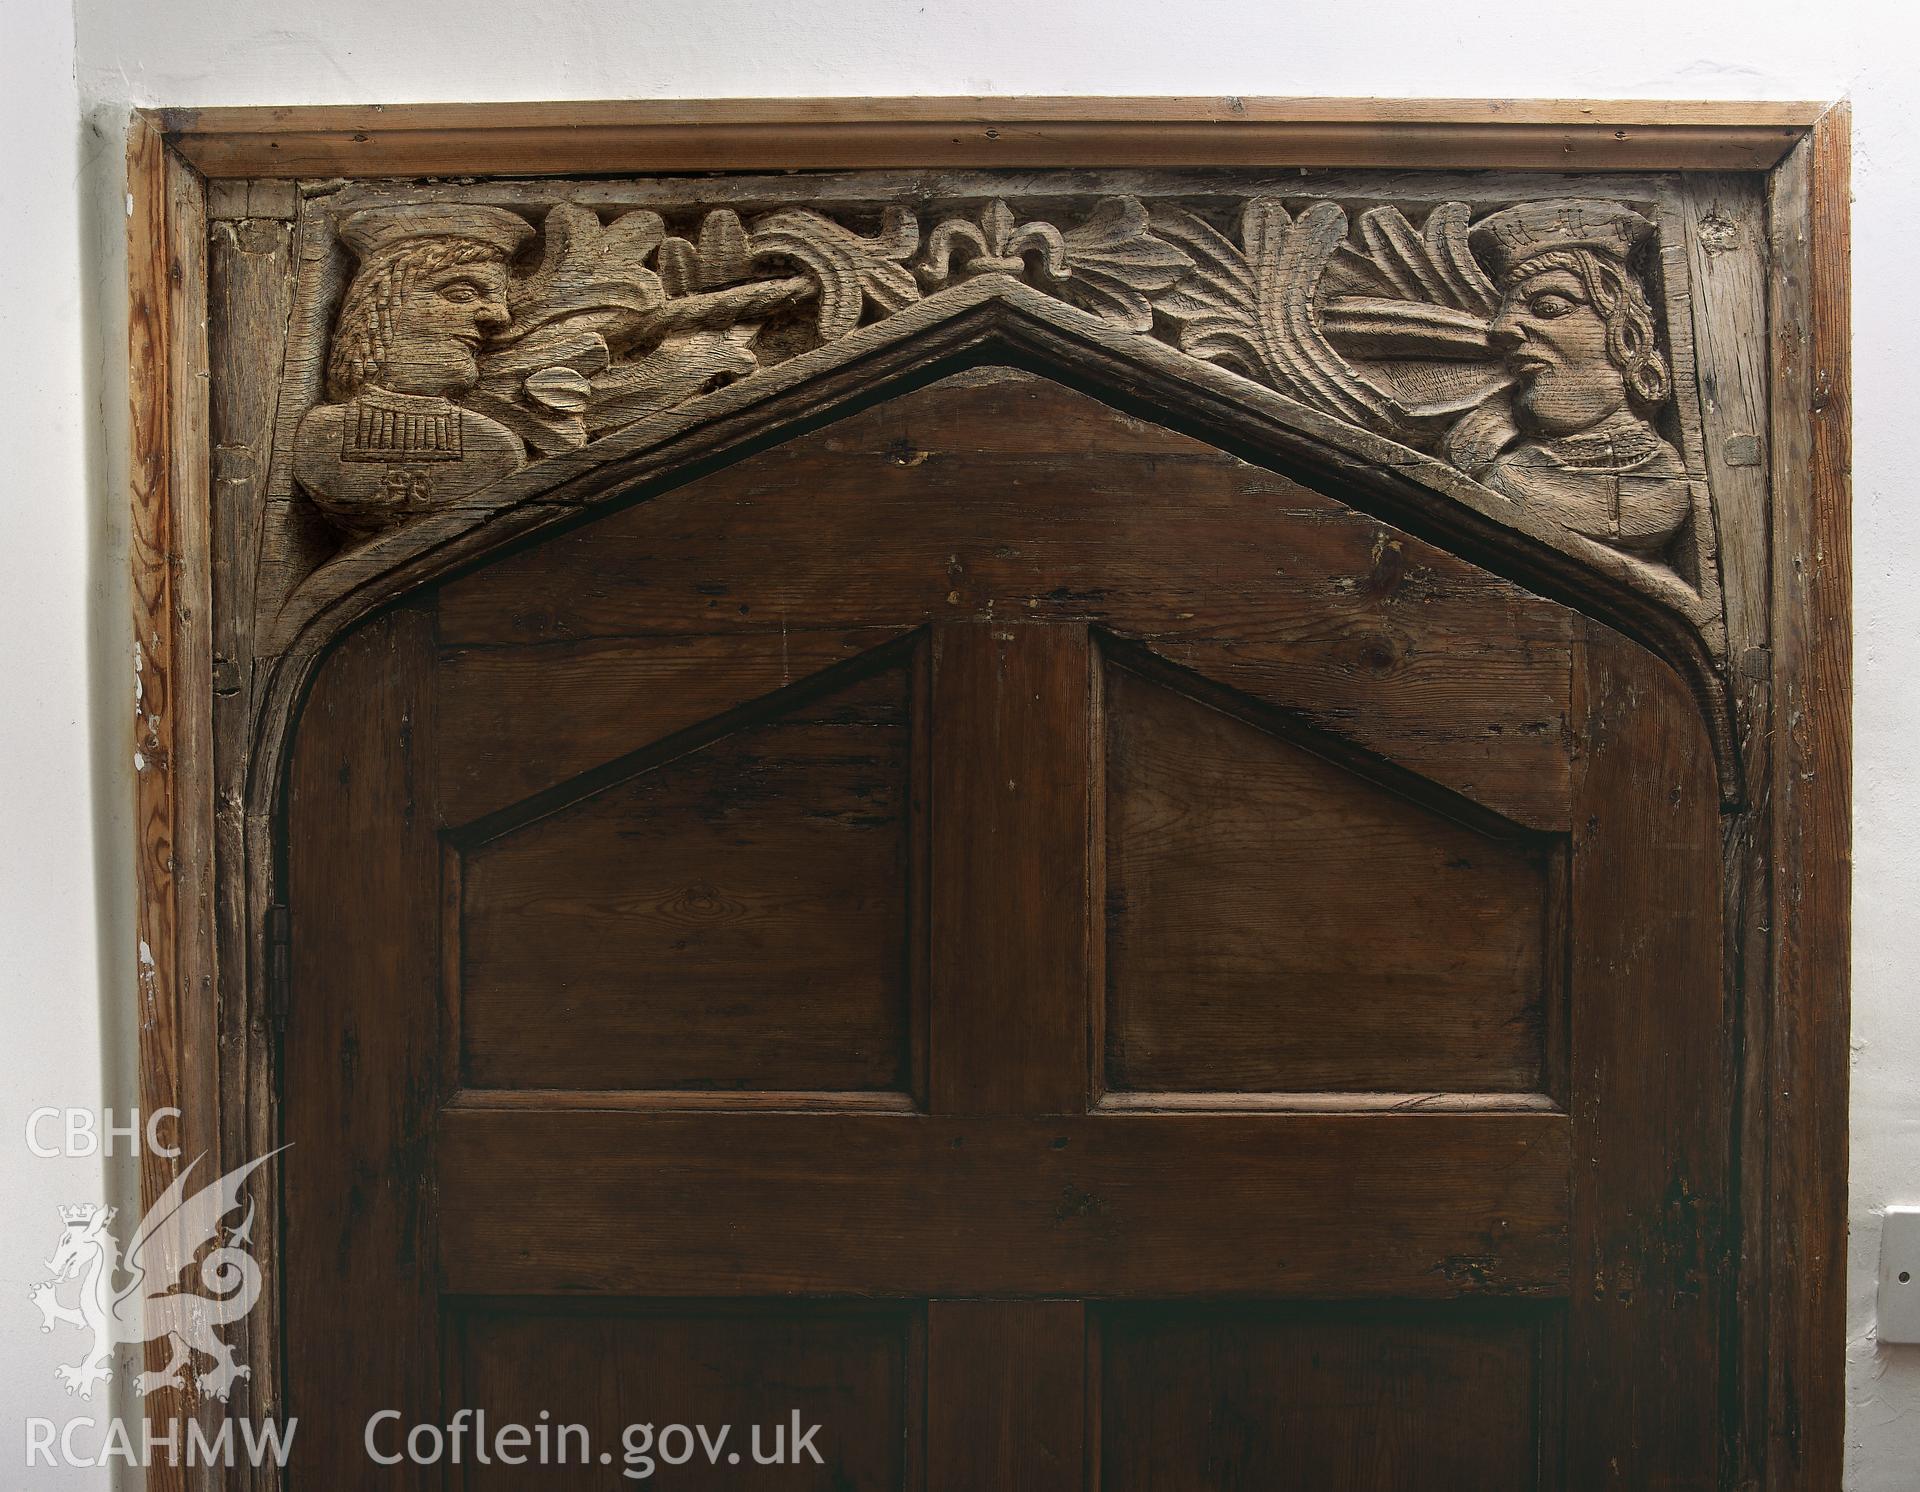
[283,361,1723,1487]
[127,98,1851,1492]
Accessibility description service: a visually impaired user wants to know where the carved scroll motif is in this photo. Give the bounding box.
[291,192,1704,591]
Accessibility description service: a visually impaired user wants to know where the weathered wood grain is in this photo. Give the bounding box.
[1565,625,1728,1490]
[239,269,1738,808]
[129,113,178,1219]
[1102,655,1555,1096]
[129,121,222,1491]
[456,658,916,1094]
[1679,167,1778,1487]
[281,360,1732,1484]
[928,1301,1086,1492]
[126,109,188,1492]
[929,623,1092,1116]
[1764,106,1852,1492]
[152,98,1820,179]
[283,606,443,1490]
[252,172,1728,740]
[204,177,296,222]
[432,373,1576,828]
[433,626,919,825]
[135,101,1852,1492]
[437,1109,1572,1297]
[312,165,1687,217]
[204,195,299,1471]
[1099,1303,1553,1489]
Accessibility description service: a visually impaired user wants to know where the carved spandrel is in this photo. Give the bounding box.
[291,205,533,535]
[287,184,1715,608]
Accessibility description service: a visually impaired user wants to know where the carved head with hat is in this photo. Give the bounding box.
[1471,198,1672,438]
[326,204,536,402]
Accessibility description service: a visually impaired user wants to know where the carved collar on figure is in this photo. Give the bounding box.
[337,386,468,465]
[1519,409,1677,473]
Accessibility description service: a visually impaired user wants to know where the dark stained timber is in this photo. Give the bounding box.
[136,100,1849,1492]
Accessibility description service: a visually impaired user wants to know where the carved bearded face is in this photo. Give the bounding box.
[327,241,514,400]
[1488,262,1628,438]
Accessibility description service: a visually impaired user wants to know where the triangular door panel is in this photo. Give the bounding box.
[1103,655,1557,1098]
[456,647,917,1095]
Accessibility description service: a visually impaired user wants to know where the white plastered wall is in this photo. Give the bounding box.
[0,0,1911,1485]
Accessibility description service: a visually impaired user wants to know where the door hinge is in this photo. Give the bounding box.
[266,903,291,1038]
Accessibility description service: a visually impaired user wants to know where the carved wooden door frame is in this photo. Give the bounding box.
[126,97,1851,1492]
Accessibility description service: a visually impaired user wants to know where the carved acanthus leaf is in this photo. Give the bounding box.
[1330,203,1501,320]
[471,205,675,454]
[475,205,824,455]
[1316,203,1511,424]
[585,325,763,431]
[296,186,1706,606]
[657,209,755,296]
[1055,196,1193,333]
[500,203,667,346]
[1151,200,1396,429]
[747,206,922,340]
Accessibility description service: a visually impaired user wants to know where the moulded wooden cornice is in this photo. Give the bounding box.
[149,96,1829,178]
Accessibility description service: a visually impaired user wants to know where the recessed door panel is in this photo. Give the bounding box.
[1099,1303,1554,1490]
[1103,653,1559,1098]
[454,647,920,1095]
[285,370,1723,1489]
[453,1301,917,1489]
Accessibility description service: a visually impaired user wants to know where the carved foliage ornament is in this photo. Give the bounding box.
[292,192,1702,589]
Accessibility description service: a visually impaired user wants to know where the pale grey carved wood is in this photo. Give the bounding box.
[280,180,1714,599]
[222,169,1764,816]
[185,153,1810,1492]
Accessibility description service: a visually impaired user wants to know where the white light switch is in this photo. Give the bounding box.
[1881,1208,1920,1345]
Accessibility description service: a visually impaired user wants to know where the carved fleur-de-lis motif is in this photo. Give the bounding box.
[919,196,1192,334]
[304,188,1701,602]
[920,200,1069,286]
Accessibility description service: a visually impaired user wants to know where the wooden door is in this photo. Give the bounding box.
[284,369,1726,1488]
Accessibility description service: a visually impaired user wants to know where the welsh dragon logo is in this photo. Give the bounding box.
[29,1148,284,1402]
